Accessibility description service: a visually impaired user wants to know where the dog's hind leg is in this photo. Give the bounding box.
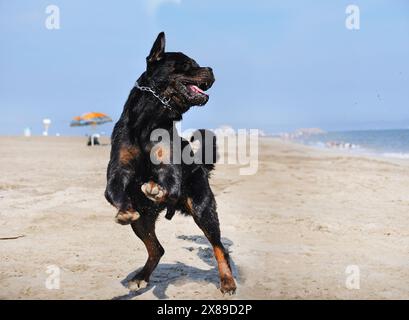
[186,189,237,295]
[128,213,164,290]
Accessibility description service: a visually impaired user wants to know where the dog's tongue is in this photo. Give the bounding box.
[188,85,206,95]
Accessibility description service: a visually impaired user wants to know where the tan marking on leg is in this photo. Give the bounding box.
[185,197,194,214]
[214,246,231,275]
[119,145,140,165]
[156,147,163,159]
[213,245,236,294]
[152,144,170,163]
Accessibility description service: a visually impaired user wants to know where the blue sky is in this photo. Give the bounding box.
[0,0,408,135]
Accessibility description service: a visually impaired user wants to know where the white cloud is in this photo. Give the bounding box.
[146,0,182,16]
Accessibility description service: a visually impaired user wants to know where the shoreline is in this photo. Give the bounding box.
[271,136,409,166]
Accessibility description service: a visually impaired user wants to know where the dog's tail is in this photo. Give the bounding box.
[190,129,218,172]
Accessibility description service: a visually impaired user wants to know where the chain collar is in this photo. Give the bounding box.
[134,81,173,110]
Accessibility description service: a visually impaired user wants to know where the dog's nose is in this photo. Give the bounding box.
[204,67,215,83]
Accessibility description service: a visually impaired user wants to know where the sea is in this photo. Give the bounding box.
[293,129,409,159]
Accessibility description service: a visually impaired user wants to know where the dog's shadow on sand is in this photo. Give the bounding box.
[112,235,240,300]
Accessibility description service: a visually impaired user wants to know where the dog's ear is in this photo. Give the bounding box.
[147,32,166,64]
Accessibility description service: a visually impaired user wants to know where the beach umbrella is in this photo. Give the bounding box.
[70,112,112,146]
[70,112,112,127]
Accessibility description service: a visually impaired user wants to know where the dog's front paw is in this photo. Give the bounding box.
[115,210,140,225]
[141,181,167,203]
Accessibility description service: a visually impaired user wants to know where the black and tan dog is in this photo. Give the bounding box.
[104,32,236,294]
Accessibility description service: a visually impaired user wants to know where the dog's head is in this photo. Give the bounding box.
[143,32,215,112]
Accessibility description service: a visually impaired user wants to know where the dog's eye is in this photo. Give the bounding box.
[182,62,191,71]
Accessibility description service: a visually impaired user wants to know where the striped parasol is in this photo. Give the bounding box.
[70,112,112,127]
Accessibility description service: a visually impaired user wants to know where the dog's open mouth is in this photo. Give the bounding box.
[186,83,209,97]
[187,84,207,96]
[177,78,213,107]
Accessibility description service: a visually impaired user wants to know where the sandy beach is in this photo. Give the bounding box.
[1,136,409,300]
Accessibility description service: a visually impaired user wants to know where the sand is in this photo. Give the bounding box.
[1,136,409,300]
